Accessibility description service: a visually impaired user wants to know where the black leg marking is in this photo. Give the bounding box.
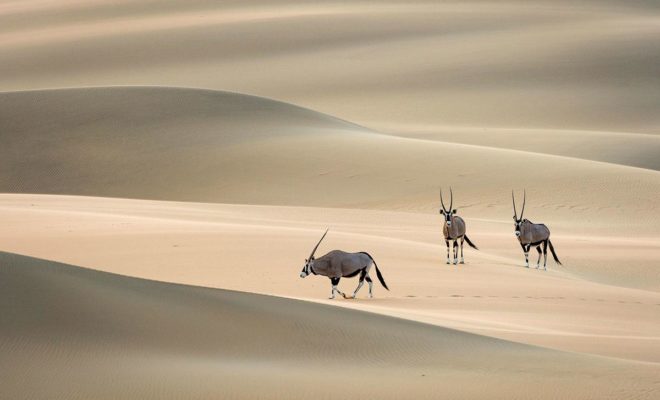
[522,243,530,267]
[365,276,374,297]
[350,269,367,298]
[460,236,465,264]
[445,240,450,264]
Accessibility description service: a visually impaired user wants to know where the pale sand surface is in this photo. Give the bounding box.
[2,1,660,398]
[2,88,659,232]
[1,1,658,135]
[3,252,659,399]
[383,126,660,171]
[1,194,659,366]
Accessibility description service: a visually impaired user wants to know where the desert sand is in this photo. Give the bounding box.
[1,1,659,399]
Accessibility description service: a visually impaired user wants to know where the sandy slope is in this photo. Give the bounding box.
[384,126,660,171]
[1,1,659,397]
[1,194,659,365]
[2,87,659,234]
[1,1,658,135]
[2,251,659,399]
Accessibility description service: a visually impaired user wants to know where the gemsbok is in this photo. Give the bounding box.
[512,190,562,269]
[299,229,389,299]
[439,188,479,265]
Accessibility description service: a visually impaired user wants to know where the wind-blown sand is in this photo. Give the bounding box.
[1,1,659,398]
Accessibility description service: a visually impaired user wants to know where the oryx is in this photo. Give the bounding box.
[512,190,562,269]
[439,188,478,264]
[299,229,389,299]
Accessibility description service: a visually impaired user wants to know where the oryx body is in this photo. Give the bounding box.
[439,188,478,264]
[512,190,561,269]
[300,230,389,299]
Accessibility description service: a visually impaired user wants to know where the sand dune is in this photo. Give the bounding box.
[2,87,659,236]
[385,126,660,171]
[1,194,659,364]
[2,251,659,399]
[2,1,659,397]
[1,1,658,135]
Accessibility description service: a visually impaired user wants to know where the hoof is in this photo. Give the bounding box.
[459,261,465,264]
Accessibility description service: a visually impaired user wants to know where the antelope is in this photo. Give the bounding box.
[512,190,562,269]
[439,188,479,264]
[299,229,389,299]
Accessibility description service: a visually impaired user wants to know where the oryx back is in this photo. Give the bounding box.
[519,220,550,245]
[313,250,372,278]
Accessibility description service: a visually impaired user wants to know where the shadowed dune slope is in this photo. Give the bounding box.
[1,87,659,235]
[1,252,659,399]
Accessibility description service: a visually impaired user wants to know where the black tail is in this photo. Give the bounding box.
[360,252,389,290]
[464,235,479,250]
[548,240,562,265]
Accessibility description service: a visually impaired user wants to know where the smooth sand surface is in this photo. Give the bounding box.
[1,1,659,135]
[1,194,659,365]
[2,1,659,398]
[2,87,659,232]
[2,252,660,399]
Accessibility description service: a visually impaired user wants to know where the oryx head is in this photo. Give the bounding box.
[512,190,526,237]
[439,187,457,227]
[300,229,328,278]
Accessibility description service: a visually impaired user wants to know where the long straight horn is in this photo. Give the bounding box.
[449,187,454,211]
[440,188,447,212]
[512,190,518,219]
[308,228,329,260]
[520,189,526,220]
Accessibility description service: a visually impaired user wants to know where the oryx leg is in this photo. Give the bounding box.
[535,246,542,269]
[453,240,459,265]
[542,240,549,270]
[520,242,529,267]
[460,236,465,264]
[329,277,346,299]
[351,269,367,298]
[365,276,374,298]
[445,240,451,264]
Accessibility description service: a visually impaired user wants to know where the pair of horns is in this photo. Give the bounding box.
[308,228,328,260]
[512,190,526,220]
[440,187,453,212]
